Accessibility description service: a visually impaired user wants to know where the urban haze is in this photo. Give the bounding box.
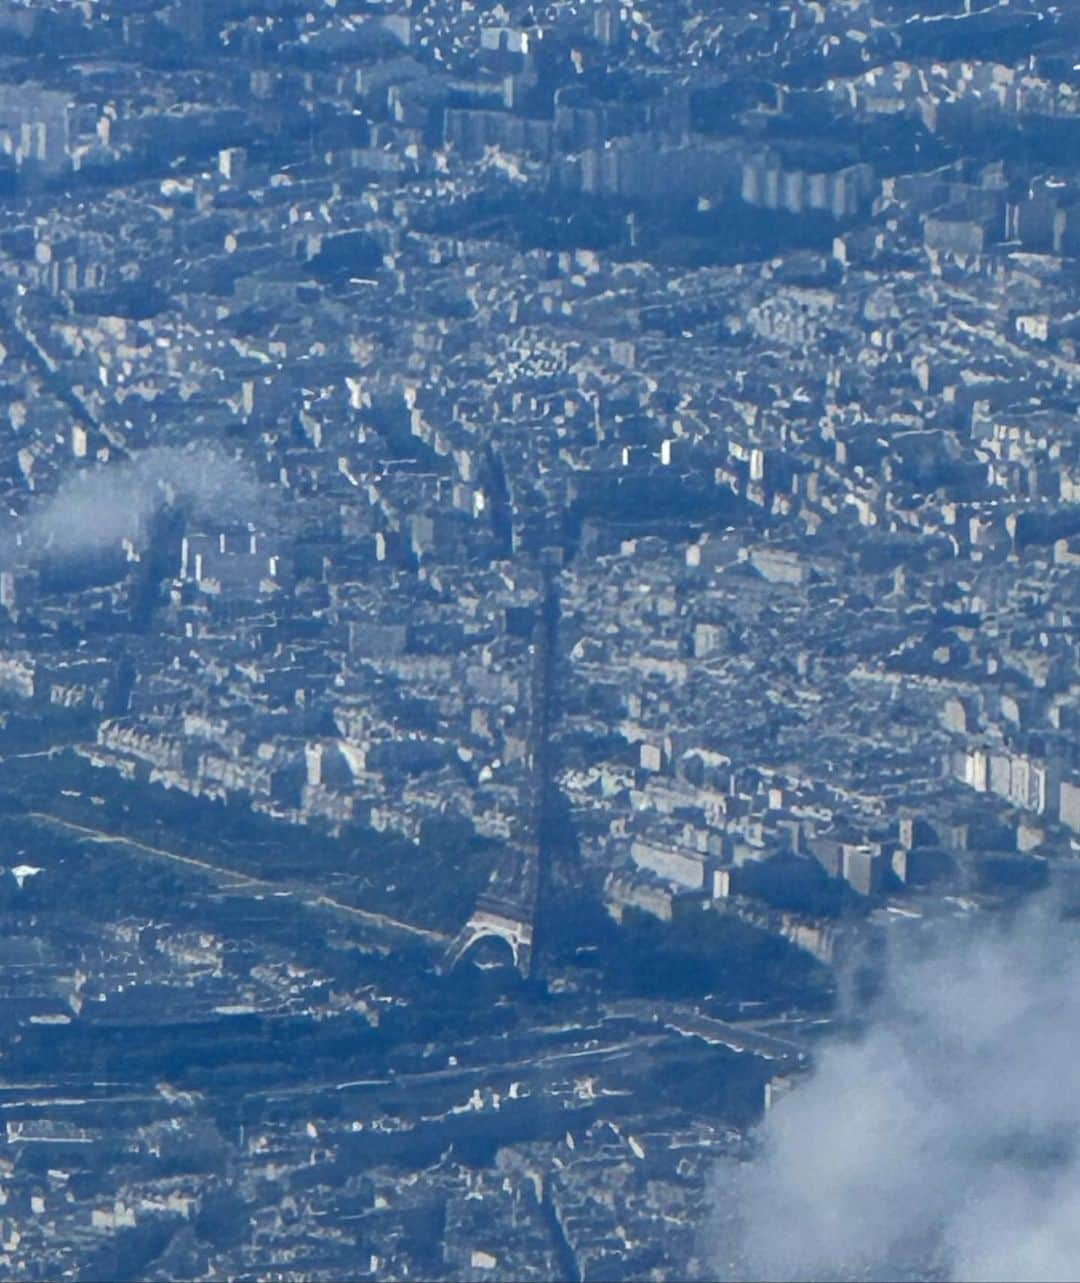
[0,1,1078,1280]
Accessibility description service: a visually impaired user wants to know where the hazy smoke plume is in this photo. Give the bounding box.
[709,900,1080,1283]
[11,444,260,563]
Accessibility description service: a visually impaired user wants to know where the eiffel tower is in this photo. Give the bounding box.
[440,570,556,979]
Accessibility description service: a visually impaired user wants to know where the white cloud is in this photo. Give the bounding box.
[9,443,262,564]
[708,900,1080,1283]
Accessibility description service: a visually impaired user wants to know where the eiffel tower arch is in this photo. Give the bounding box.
[439,898,534,979]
